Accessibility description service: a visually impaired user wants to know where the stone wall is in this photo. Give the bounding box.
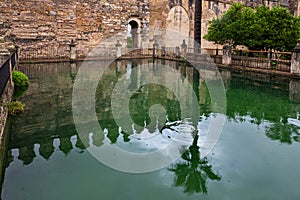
[0,70,14,176]
[0,0,298,59]
[0,0,150,59]
[0,80,13,142]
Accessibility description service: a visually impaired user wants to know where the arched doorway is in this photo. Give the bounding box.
[202,9,217,49]
[166,6,190,47]
[128,20,139,48]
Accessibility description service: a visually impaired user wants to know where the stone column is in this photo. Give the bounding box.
[0,36,10,63]
[291,41,300,75]
[132,28,139,48]
[222,44,232,65]
[15,45,19,63]
[69,40,76,60]
[153,40,158,58]
[140,28,149,49]
[161,46,166,57]
[289,80,300,103]
[181,40,187,57]
[175,46,180,56]
[116,40,122,58]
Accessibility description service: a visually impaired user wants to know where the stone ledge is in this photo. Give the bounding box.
[0,80,14,179]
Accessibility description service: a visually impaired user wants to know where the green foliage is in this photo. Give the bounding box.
[127,37,133,48]
[12,71,29,88]
[13,86,28,100]
[266,122,300,144]
[12,70,29,100]
[7,101,25,115]
[179,57,186,62]
[204,3,300,51]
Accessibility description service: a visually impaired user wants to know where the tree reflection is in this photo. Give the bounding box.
[226,77,300,144]
[169,134,221,194]
[266,122,300,144]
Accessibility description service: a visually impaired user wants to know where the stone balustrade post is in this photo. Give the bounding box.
[0,36,10,63]
[181,40,187,57]
[15,45,19,62]
[291,41,300,75]
[69,39,76,60]
[116,40,122,58]
[222,44,232,65]
[153,40,158,58]
[175,46,180,57]
[161,46,166,57]
[289,80,300,103]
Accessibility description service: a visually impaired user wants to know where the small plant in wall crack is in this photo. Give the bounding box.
[7,70,30,115]
[7,101,25,116]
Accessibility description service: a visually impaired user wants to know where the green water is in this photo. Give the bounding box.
[1,60,300,200]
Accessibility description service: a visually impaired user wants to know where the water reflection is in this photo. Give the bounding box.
[6,135,85,166]
[169,134,221,194]
[4,59,300,198]
[9,60,300,162]
[226,77,300,144]
[266,119,300,144]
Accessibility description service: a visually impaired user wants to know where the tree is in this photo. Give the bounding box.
[204,3,300,51]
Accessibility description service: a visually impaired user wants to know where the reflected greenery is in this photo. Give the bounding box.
[225,77,300,144]
[266,122,300,144]
[129,83,181,129]
[169,134,221,194]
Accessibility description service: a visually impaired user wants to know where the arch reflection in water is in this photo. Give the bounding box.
[7,135,83,166]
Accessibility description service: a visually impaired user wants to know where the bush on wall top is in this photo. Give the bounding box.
[12,71,29,88]
[12,70,29,100]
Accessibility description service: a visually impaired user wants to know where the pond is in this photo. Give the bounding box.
[1,59,300,200]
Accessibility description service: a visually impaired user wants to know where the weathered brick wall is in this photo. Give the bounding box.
[0,0,297,59]
[0,0,150,59]
[0,0,249,60]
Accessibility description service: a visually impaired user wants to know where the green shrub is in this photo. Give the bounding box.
[7,101,25,115]
[127,37,132,48]
[13,86,28,100]
[179,57,186,62]
[12,71,29,100]
[12,71,29,88]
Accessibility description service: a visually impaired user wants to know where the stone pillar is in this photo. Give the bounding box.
[161,46,166,57]
[181,40,187,57]
[291,41,300,75]
[15,45,19,63]
[116,40,122,58]
[175,46,180,56]
[289,80,300,103]
[69,39,76,60]
[153,40,158,58]
[222,44,232,65]
[140,28,149,49]
[131,28,139,48]
[0,37,10,63]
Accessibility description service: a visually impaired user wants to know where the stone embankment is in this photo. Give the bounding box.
[0,37,15,176]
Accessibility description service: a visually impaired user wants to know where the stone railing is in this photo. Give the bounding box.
[221,44,300,76]
[17,37,300,77]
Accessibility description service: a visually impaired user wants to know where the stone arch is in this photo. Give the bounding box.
[127,18,141,48]
[202,8,218,49]
[165,5,190,47]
